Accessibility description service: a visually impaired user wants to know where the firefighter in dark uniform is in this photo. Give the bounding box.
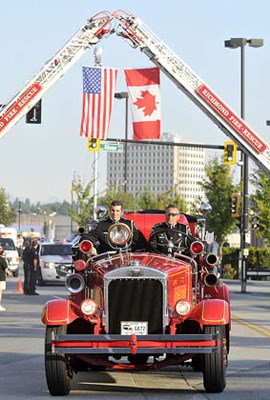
[149,204,194,255]
[81,200,147,254]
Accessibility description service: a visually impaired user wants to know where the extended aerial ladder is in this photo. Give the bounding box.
[113,9,270,175]
[1,9,270,175]
[0,11,113,140]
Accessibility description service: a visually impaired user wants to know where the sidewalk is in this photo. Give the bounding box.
[223,279,270,296]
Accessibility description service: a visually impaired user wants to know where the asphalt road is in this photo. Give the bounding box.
[0,274,269,399]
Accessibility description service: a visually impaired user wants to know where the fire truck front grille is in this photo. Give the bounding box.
[108,279,163,334]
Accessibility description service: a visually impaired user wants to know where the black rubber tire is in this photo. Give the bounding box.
[203,325,227,393]
[37,268,46,286]
[45,325,73,396]
[191,354,203,371]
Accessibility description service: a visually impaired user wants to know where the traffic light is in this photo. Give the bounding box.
[224,142,237,165]
[230,193,239,218]
[88,138,100,152]
[26,99,42,124]
[251,215,260,230]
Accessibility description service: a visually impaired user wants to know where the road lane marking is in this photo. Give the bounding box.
[232,313,270,338]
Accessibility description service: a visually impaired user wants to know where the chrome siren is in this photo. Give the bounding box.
[65,273,85,294]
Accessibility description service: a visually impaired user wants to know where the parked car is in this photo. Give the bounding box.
[37,241,73,285]
[0,238,20,277]
[41,207,231,396]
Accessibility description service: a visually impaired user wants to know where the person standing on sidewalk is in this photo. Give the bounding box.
[23,239,39,295]
[0,246,10,311]
[22,240,31,294]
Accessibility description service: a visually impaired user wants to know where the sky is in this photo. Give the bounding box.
[1,0,270,203]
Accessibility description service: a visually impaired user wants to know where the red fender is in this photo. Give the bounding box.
[190,299,230,329]
[41,298,81,326]
[204,282,230,304]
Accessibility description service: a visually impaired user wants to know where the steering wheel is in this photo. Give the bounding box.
[150,230,193,254]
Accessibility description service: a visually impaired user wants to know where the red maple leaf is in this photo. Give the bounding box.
[133,90,157,116]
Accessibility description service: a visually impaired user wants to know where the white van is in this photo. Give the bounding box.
[0,227,18,244]
[0,237,20,277]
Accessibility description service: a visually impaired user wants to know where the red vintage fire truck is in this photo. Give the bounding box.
[41,208,230,396]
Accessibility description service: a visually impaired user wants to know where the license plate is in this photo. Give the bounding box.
[121,321,148,335]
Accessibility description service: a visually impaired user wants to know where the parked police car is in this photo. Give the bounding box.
[37,241,73,285]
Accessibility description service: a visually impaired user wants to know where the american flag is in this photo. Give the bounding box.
[80,67,118,139]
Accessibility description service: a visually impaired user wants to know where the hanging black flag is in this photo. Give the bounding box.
[26,99,42,124]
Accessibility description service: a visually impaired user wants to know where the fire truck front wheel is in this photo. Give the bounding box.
[203,325,227,393]
[45,325,73,396]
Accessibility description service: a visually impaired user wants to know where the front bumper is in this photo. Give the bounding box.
[8,263,19,271]
[51,333,220,355]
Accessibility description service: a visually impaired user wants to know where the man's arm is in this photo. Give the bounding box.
[131,223,148,251]
[148,225,161,252]
[79,223,104,255]
[33,258,38,271]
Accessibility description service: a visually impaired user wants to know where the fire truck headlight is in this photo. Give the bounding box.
[175,301,191,316]
[108,223,131,246]
[81,299,98,316]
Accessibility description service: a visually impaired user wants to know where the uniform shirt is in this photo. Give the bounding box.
[149,222,194,255]
[0,255,8,282]
[23,246,38,267]
[81,216,147,254]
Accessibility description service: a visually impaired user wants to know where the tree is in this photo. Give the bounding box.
[199,157,239,245]
[97,185,188,215]
[136,185,187,211]
[69,176,95,228]
[250,168,270,244]
[98,186,137,211]
[0,187,16,226]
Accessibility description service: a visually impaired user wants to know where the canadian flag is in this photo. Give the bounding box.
[124,67,160,140]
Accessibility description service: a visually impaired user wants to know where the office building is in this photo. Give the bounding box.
[107,134,206,210]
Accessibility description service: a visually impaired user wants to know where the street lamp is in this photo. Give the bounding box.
[114,91,129,192]
[18,201,22,232]
[224,37,264,293]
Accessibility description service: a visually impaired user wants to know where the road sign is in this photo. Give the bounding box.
[100,141,123,152]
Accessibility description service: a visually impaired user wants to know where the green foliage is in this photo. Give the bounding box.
[98,186,137,211]
[11,197,71,216]
[136,185,187,211]
[200,156,239,244]
[69,177,95,228]
[100,185,187,213]
[250,168,270,244]
[221,246,239,273]
[247,247,270,270]
[222,264,237,279]
[0,187,16,225]
[221,246,270,278]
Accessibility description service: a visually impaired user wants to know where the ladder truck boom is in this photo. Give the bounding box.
[0,11,113,141]
[113,9,270,175]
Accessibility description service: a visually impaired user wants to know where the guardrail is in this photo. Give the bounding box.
[247,270,270,278]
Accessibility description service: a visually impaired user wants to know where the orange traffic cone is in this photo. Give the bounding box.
[17,278,23,294]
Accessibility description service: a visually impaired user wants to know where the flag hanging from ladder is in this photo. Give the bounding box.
[80,67,118,140]
[124,67,160,140]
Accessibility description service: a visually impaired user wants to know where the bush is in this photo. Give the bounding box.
[247,247,270,271]
[221,246,270,278]
[221,247,239,278]
[222,263,237,279]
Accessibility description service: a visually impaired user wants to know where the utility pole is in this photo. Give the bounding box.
[114,92,129,192]
[93,47,102,219]
[224,38,264,293]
